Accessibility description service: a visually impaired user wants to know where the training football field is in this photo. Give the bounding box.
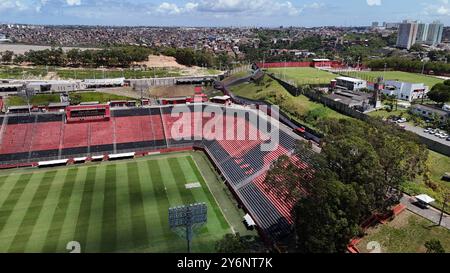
[0,153,232,253]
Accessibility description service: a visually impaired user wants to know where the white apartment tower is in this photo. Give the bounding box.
[426,21,444,46]
[416,23,429,43]
[396,20,418,49]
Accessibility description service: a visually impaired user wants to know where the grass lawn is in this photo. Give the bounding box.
[0,66,48,79]
[368,109,412,120]
[339,71,444,88]
[230,75,348,129]
[222,71,252,86]
[267,67,337,85]
[357,210,450,253]
[70,91,133,103]
[56,68,182,80]
[6,92,133,107]
[402,151,450,213]
[0,153,234,253]
[6,94,61,106]
[1,66,219,80]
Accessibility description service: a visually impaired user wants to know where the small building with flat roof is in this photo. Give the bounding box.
[411,104,449,123]
[335,76,367,91]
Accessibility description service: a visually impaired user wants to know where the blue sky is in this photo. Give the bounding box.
[0,0,449,27]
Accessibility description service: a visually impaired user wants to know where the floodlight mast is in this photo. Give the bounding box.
[169,203,207,253]
[186,206,193,253]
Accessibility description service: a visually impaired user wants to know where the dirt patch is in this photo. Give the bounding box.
[388,210,413,229]
[135,55,218,77]
[136,55,187,69]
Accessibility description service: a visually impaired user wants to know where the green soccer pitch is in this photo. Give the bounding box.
[0,153,234,253]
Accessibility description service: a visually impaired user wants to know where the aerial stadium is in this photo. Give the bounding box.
[0,97,307,253]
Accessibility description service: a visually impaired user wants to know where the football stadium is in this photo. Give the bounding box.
[0,102,304,253]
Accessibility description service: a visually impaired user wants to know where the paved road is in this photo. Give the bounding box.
[403,123,450,147]
[401,194,450,230]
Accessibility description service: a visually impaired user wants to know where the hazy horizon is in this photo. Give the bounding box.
[0,0,449,28]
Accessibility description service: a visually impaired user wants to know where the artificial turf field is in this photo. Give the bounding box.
[339,70,444,88]
[267,67,337,85]
[0,153,232,253]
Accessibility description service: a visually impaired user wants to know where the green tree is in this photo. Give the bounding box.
[294,169,361,253]
[425,240,445,253]
[1,50,14,63]
[215,233,263,253]
[410,43,425,52]
[428,82,450,105]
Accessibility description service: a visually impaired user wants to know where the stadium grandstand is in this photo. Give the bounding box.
[0,103,308,242]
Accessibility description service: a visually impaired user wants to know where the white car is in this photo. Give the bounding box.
[397,118,407,123]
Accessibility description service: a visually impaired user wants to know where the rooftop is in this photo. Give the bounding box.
[336,76,366,83]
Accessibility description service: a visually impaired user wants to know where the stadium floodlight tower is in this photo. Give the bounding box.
[169,203,207,253]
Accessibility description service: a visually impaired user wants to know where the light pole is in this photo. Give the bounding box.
[421,59,426,75]
[438,193,449,227]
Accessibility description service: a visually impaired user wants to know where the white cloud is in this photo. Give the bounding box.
[366,0,382,6]
[424,1,450,16]
[156,2,181,14]
[185,2,199,12]
[67,0,82,6]
[0,0,31,11]
[150,0,323,17]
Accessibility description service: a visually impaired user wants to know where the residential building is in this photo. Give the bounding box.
[426,21,444,46]
[384,22,400,29]
[416,23,429,44]
[396,20,418,49]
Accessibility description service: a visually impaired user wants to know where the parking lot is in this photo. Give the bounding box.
[403,123,450,147]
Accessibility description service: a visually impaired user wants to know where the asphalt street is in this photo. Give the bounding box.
[401,194,450,230]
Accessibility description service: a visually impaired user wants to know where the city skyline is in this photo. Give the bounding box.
[0,0,450,27]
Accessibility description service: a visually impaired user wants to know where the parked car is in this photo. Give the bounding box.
[446,137,450,141]
[397,118,407,123]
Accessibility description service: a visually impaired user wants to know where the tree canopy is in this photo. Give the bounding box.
[367,57,450,76]
[264,118,429,252]
[9,46,225,69]
[425,239,445,253]
[428,80,450,104]
[215,233,264,253]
